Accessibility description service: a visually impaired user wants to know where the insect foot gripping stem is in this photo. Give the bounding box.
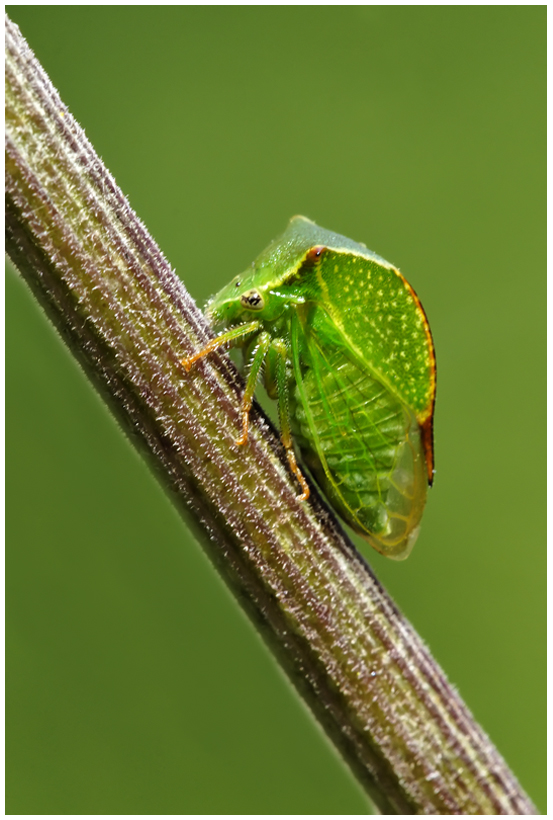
[285,444,310,501]
[235,405,251,447]
[180,337,222,372]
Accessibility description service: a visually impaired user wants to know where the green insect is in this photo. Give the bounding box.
[183,216,436,560]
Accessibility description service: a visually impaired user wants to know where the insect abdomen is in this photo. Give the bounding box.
[291,348,428,560]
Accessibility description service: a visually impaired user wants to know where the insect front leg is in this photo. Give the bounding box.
[235,331,271,446]
[268,338,310,502]
[181,320,262,371]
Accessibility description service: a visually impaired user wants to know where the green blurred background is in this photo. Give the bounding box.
[6,7,545,814]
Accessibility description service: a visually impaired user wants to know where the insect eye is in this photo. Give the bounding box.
[235,280,241,288]
[240,289,264,310]
[304,246,326,265]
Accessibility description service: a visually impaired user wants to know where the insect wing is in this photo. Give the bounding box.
[290,311,428,559]
[299,246,436,482]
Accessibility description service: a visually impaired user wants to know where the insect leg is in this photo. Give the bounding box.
[235,331,271,446]
[271,338,310,501]
[181,320,262,371]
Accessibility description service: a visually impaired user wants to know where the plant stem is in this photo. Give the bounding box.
[5,15,536,815]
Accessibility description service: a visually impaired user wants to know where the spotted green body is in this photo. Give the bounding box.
[187,216,436,560]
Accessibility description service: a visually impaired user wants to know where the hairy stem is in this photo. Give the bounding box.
[5,15,536,815]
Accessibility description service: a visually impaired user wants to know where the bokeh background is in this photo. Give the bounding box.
[6,7,545,814]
